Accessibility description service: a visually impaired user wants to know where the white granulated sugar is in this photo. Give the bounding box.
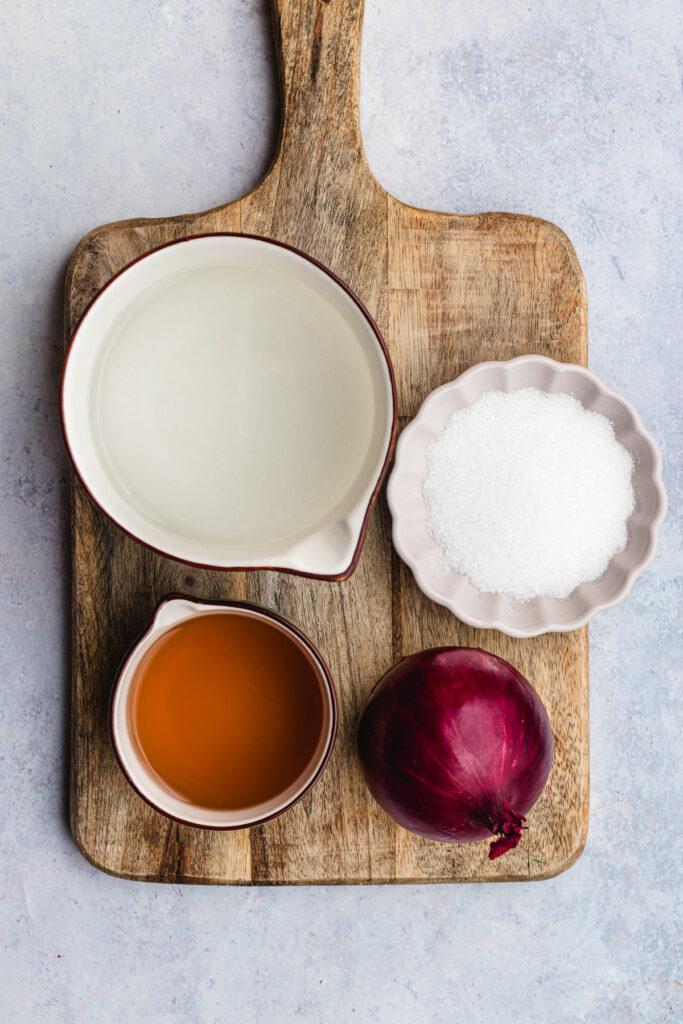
[423,388,635,601]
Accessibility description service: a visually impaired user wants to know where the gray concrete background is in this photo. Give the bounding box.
[1,1,681,1021]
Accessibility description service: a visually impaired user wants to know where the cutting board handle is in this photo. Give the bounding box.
[270,0,366,158]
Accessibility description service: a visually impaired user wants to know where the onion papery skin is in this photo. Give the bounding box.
[357,648,553,859]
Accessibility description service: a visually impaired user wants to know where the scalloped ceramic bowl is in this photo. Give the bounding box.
[387,356,666,637]
[61,234,396,579]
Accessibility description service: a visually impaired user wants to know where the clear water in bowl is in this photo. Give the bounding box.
[94,264,378,551]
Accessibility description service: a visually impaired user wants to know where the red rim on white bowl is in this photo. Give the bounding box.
[61,234,396,580]
[387,355,667,638]
[110,595,338,830]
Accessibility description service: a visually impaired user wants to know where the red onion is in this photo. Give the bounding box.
[357,648,553,859]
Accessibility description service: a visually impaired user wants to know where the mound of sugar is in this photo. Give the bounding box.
[423,388,634,601]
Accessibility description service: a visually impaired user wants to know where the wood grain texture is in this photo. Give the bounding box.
[66,0,589,884]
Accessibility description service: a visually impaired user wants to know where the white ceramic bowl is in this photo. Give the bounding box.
[110,596,337,829]
[61,234,396,578]
[387,355,666,637]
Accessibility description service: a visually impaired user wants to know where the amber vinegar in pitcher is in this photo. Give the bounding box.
[128,611,326,810]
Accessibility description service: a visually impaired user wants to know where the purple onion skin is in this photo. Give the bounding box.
[357,648,553,858]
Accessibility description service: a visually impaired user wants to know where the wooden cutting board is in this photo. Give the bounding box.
[66,0,589,883]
